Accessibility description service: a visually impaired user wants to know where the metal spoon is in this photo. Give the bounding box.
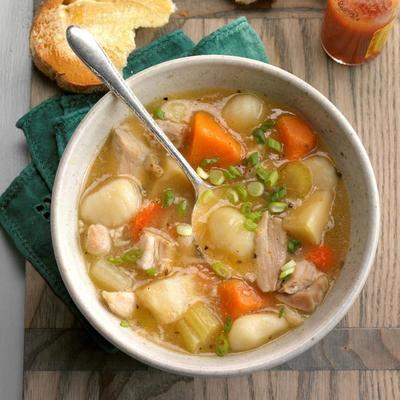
[67,26,247,273]
[66,25,210,197]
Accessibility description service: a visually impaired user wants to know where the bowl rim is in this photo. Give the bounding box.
[51,55,380,376]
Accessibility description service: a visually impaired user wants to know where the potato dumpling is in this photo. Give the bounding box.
[80,177,142,228]
[136,274,199,324]
[279,161,312,198]
[229,313,289,352]
[161,100,193,124]
[222,93,266,133]
[303,156,338,191]
[150,157,192,198]
[283,190,333,245]
[207,206,255,260]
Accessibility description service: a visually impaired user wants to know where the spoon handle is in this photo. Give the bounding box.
[66,25,205,192]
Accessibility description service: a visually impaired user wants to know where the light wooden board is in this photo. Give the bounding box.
[0,0,33,398]
[23,1,400,399]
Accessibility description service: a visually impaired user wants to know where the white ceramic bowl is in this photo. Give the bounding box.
[52,56,380,376]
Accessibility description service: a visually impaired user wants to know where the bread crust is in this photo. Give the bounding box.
[30,0,175,93]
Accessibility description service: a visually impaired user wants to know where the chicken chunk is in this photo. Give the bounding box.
[149,157,193,198]
[279,260,322,294]
[156,120,187,149]
[143,153,164,178]
[102,291,136,319]
[109,225,131,248]
[160,99,205,124]
[276,275,329,313]
[136,228,177,273]
[85,224,111,256]
[255,213,287,292]
[112,124,150,177]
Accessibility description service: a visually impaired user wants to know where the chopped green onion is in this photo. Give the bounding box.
[247,152,260,167]
[268,201,288,214]
[227,166,242,178]
[154,107,165,120]
[281,260,297,271]
[247,181,264,197]
[161,188,175,208]
[266,169,279,188]
[211,262,231,279]
[240,202,263,222]
[261,119,276,130]
[223,169,235,180]
[267,137,283,152]
[278,305,285,318]
[279,261,296,280]
[252,128,266,144]
[270,187,287,202]
[279,267,295,280]
[223,316,233,333]
[224,188,240,205]
[215,333,229,357]
[145,267,157,276]
[108,247,142,266]
[244,218,258,232]
[120,320,130,328]
[255,165,270,182]
[235,185,248,201]
[200,157,219,168]
[288,239,302,254]
[176,199,188,216]
[176,223,193,236]
[209,169,225,186]
[200,189,215,205]
[196,166,209,180]
[240,202,252,215]
[246,211,263,223]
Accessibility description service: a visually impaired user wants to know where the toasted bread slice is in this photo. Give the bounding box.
[31,0,175,92]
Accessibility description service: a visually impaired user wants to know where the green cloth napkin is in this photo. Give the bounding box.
[0,17,268,353]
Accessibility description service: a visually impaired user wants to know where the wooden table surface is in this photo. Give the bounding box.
[22,1,400,399]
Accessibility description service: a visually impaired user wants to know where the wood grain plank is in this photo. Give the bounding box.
[23,371,400,400]
[24,328,400,371]
[172,0,326,19]
[0,0,33,397]
[347,23,400,328]
[24,371,99,400]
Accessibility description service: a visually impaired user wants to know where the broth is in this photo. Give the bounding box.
[79,89,350,355]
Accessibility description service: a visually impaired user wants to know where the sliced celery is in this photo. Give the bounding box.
[176,319,201,353]
[184,302,221,344]
[176,302,222,353]
[90,260,132,292]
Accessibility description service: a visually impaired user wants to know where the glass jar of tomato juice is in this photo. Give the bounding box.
[321,0,399,65]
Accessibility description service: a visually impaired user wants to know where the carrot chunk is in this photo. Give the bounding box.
[130,202,164,241]
[218,279,264,319]
[277,115,317,160]
[186,111,243,168]
[306,245,334,272]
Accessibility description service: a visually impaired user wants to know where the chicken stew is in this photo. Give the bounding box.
[79,89,350,355]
